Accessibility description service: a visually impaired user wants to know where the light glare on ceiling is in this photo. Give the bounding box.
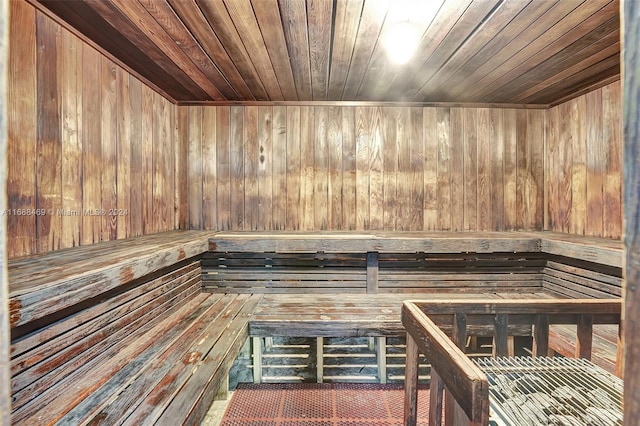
[383,22,420,64]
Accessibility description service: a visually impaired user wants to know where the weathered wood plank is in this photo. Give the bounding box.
[7,0,37,257]
[202,106,217,230]
[286,106,301,230]
[257,106,273,230]
[216,106,231,230]
[243,106,259,230]
[188,106,203,229]
[624,0,640,417]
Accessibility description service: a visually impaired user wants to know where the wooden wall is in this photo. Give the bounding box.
[546,81,623,239]
[1,0,11,420]
[180,105,545,232]
[7,1,179,259]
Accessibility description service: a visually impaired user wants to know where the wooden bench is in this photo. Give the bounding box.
[207,231,623,379]
[9,230,262,425]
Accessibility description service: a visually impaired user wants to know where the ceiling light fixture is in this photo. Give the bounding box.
[383,21,420,65]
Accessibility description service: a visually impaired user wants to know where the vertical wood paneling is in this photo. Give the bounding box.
[230,107,244,230]
[477,108,491,231]
[463,109,478,231]
[314,107,329,229]
[115,67,130,239]
[396,109,411,230]
[285,106,301,230]
[100,56,117,240]
[36,12,62,252]
[300,106,315,230]
[503,109,518,230]
[202,107,217,230]
[545,81,621,239]
[529,110,545,230]
[216,106,231,230]
[7,9,183,258]
[423,108,438,230]
[355,106,370,230]
[369,107,384,230]
[382,107,398,230]
[602,82,622,239]
[408,107,424,231]
[341,107,356,230]
[243,106,259,230]
[585,90,604,237]
[272,106,287,230]
[328,107,343,229]
[450,109,465,231]
[489,109,504,231]
[258,106,273,230]
[8,0,37,256]
[437,108,452,231]
[1,0,9,419]
[187,106,202,229]
[130,76,144,235]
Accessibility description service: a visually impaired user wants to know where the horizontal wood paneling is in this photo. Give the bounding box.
[546,81,622,239]
[182,105,544,232]
[7,3,180,259]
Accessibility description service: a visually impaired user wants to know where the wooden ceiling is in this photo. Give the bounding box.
[31,0,620,105]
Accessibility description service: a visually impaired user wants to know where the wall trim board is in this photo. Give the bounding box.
[176,100,550,109]
[23,0,178,105]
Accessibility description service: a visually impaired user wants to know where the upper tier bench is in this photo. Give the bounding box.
[8,231,263,425]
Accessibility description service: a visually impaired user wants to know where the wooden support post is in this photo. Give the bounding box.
[0,3,9,421]
[316,337,324,383]
[240,337,251,359]
[214,374,229,401]
[368,336,375,351]
[493,314,509,357]
[507,336,515,357]
[377,336,387,384]
[444,389,454,426]
[533,315,549,357]
[366,251,379,294]
[616,323,624,378]
[429,369,444,426]
[452,313,467,351]
[404,333,420,426]
[576,314,594,360]
[252,337,262,384]
[265,336,273,352]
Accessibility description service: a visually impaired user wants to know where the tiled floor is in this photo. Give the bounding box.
[216,383,431,426]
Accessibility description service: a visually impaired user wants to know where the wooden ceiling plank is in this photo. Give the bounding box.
[167,0,255,101]
[307,0,334,101]
[459,0,616,102]
[521,56,620,105]
[196,0,270,101]
[380,0,473,101]
[514,41,620,103]
[478,2,619,103]
[327,0,363,100]
[108,0,228,100]
[412,0,531,101]
[341,0,390,100]
[138,0,240,100]
[402,0,503,101]
[425,0,558,102]
[277,0,313,101]
[358,0,445,101]
[442,0,585,102]
[251,0,298,101]
[490,18,619,103]
[36,0,200,101]
[222,0,284,101]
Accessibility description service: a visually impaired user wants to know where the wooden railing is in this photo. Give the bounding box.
[402,299,622,426]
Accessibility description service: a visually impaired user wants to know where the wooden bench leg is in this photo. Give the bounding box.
[252,337,262,384]
[265,336,274,352]
[215,374,229,401]
[317,337,324,383]
[404,333,419,426]
[429,369,444,426]
[377,336,387,384]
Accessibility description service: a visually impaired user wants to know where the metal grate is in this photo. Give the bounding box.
[474,356,623,426]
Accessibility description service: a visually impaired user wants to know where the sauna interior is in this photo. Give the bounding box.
[1,0,639,424]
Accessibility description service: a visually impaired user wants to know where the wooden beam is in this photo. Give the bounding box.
[316,337,324,383]
[377,336,386,384]
[493,314,509,357]
[252,336,262,383]
[576,314,594,359]
[0,0,10,420]
[624,0,640,421]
